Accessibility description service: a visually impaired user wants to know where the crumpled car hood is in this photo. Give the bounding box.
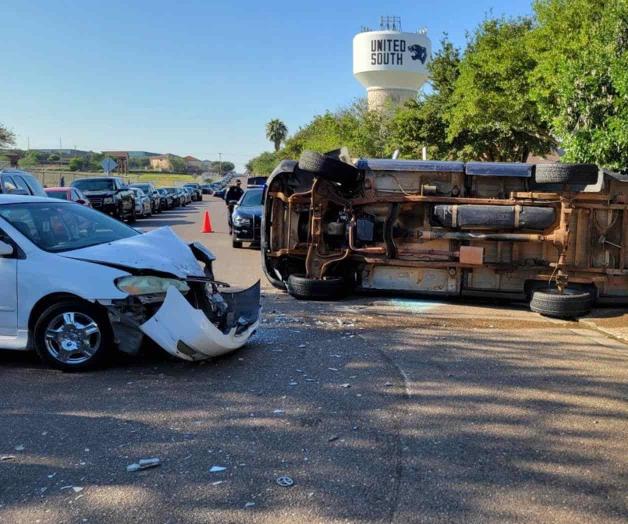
[60,227,205,278]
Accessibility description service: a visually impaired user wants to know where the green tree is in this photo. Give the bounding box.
[68,157,84,171]
[18,151,43,168]
[446,18,555,162]
[388,37,463,159]
[48,153,61,162]
[169,156,187,173]
[266,119,288,152]
[0,123,15,148]
[246,151,280,175]
[530,0,628,168]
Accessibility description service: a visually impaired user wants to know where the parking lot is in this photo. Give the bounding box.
[0,196,626,523]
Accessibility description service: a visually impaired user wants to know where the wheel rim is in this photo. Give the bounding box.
[44,312,102,365]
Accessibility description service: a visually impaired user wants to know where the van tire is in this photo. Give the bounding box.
[286,274,347,300]
[298,151,360,185]
[534,164,598,185]
[530,289,593,319]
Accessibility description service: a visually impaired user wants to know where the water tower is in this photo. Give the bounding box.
[353,16,431,110]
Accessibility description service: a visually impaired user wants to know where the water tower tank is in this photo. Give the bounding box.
[353,17,431,110]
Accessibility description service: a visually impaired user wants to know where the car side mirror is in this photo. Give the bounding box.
[76,199,87,205]
[0,240,14,257]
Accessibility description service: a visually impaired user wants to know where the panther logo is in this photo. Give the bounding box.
[408,44,428,64]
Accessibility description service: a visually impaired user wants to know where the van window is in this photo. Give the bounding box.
[13,175,31,194]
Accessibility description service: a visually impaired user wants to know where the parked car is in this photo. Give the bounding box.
[262,151,628,318]
[247,176,268,188]
[157,188,174,209]
[213,186,227,199]
[45,187,91,207]
[162,187,181,207]
[201,184,212,195]
[130,183,161,214]
[72,177,135,222]
[231,188,263,249]
[130,187,152,217]
[0,195,260,370]
[177,187,190,205]
[183,183,202,201]
[180,187,192,205]
[0,169,47,197]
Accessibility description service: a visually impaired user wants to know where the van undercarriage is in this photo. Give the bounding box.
[262,154,628,317]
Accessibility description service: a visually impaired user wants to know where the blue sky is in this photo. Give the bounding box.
[1,0,533,169]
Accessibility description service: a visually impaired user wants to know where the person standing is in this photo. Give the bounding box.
[225,180,244,234]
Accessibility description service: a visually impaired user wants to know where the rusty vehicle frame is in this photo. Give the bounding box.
[262,155,628,315]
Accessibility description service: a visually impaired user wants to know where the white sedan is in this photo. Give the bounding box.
[0,195,260,370]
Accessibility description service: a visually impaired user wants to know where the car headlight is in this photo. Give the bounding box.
[103,197,114,204]
[233,216,251,226]
[115,276,190,295]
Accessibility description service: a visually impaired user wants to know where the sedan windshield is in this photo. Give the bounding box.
[73,179,115,192]
[0,202,138,253]
[240,190,263,207]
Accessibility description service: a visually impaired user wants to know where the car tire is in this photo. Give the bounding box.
[128,208,137,223]
[232,238,243,248]
[34,300,113,371]
[286,274,348,301]
[529,288,593,319]
[534,164,598,185]
[298,151,360,185]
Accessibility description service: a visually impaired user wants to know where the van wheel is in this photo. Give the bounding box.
[534,164,598,185]
[286,274,348,300]
[530,289,593,319]
[298,151,360,185]
[34,300,113,371]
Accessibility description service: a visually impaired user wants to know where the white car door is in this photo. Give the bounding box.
[0,232,17,337]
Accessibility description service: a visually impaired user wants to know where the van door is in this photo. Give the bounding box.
[0,230,18,337]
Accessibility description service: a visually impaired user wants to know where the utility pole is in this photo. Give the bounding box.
[218,152,222,179]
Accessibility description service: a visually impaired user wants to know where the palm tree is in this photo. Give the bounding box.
[265,119,288,152]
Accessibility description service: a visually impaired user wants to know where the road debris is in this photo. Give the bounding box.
[14,445,25,451]
[276,476,294,487]
[245,502,256,508]
[211,481,224,486]
[340,383,351,388]
[209,465,227,473]
[327,435,340,442]
[0,455,15,461]
[127,458,161,472]
[273,409,285,414]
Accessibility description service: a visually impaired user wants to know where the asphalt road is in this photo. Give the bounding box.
[0,197,626,523]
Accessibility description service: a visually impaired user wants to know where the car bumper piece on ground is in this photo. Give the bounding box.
[139,283,260,361]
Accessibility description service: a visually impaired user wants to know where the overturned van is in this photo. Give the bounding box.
[262,150,628,318]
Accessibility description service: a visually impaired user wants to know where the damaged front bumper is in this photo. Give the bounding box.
[104,280,261,362]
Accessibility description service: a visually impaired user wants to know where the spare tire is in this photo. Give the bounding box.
[530,288,593,319]
[534,163,598,185]
[286,274,348,300]
[298,151,360,185]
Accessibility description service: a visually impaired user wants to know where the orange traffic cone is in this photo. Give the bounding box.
[201,210,213,233]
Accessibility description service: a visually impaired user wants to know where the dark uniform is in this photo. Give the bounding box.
[225,182,244,233]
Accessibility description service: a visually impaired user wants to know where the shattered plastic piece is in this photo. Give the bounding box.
[288,381,298,386]
[298,344,306,348]
[127,458,161,472]
[327,435,339,442]
[273,410,285,414]
[14,445,25,451]
[340,383,351,388]
[384,382,393,387]
[245,502,256,508]
[212,481,224,486]
[276,476,294,487]
[72,487,84,493]
[0,455,15,461]
[328,367,339,371]
[209,465,227,473]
